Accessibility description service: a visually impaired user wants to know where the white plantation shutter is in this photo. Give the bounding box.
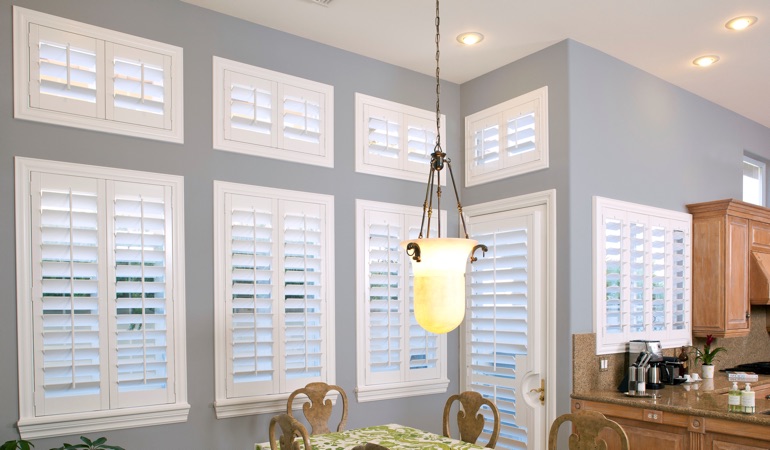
[213,57,333,167]
[225,70,275,147]
[29,24,102,118]
[215,182,334,416]
[355,94,446,183]
[31,173,106,416]
[594,197,692,354]
[468,215,531,448]
[18,158,188,437]
[109,182,174,408]
[465,87,548,187]
[355,200,447,402]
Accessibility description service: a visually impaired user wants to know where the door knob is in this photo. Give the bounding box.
[528,378,545,405]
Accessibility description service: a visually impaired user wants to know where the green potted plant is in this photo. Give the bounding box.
[0,439,34,450]
[693,334,726,379]
[50,436,124,450]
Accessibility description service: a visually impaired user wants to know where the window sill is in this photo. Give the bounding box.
[18,402,190,440]
[355,378,450,403]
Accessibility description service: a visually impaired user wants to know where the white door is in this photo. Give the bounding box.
[462,193,553,450]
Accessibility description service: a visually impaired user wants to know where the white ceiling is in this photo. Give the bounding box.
[182,0,770,129]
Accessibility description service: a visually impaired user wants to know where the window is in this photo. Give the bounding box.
[355,200,448,402]
[213,181,335,417]
[213,57,334,168]
[14,157,188,439]
[13,7,183,143]
[355,94,446,183]
[593,196,692,355]
[464,87,548,187]
[743,155,766,206]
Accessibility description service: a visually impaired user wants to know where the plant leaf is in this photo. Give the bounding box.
[91,438,106,447]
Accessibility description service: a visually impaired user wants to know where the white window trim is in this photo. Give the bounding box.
[212,56,334,168]
[213,181,336,418]
[743,154,766,206]
[354,200,449,403]
[593,196,692,355]
[354,93,446,184]
[14,157,188,439]
[464,86,548,187]
[13,6,184,143]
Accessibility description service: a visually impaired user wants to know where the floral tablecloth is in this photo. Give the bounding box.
[255,423,488,450]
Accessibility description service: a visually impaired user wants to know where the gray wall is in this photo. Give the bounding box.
[0,0,463,448]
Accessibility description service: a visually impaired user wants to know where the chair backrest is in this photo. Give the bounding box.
[442,391,501,448]
[351,444,390,450]
[269,413,312,450]
[548,410,629,450]
[286,382,349,435]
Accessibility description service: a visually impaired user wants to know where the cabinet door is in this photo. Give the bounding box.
[604,419,687,450]
[749,220,770,251]
[708,432,770,450]
[725,216,750,333]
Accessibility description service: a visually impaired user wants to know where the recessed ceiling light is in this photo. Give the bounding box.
[693,55,720,67]
[725,16,758,31]
[456,32,484,45]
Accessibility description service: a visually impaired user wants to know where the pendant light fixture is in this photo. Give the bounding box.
[400,0,487,334]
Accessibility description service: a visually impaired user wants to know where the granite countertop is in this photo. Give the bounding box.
[572,375,770,426]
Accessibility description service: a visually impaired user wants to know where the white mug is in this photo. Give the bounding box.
[691,373,701,381]
[683,374,691,382]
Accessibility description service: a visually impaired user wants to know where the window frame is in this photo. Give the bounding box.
[464,86,548,187]
[354,199,449,402]
[593,196,692,355]
[213,56,334,168]
[14,157,189,439]
[13,6,184,144]
[213,181,336,418]
[354,93,446,184]
[743,154,766,207]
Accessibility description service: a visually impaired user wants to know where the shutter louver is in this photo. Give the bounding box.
[111,182,171,406]
[282,202,324,386]
[31,25,100,118]
[281,85,323,155]
[228,196,278,397]
[35,175,104,415]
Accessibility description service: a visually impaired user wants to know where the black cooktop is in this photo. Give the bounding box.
[723,361,770,375]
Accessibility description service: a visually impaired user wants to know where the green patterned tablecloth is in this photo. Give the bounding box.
[255,423,488,450]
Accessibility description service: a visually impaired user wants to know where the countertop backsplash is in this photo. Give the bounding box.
[573,307,770,394]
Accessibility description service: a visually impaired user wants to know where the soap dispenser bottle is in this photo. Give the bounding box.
[728,382,741,412]
[741,383,756,414]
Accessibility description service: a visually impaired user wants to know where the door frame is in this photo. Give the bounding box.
[460,189,556,449]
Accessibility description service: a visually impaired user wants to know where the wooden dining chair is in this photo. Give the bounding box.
[286,382,349,435]
[269,413,312,450]
[351,443,390,450]
[547,410,629,450]
[442,391,501,448]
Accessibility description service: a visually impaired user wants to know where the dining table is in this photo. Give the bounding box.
[255,423,489,449]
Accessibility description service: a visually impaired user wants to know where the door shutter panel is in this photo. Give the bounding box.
[31,172,107,416]
[227,194,279,397]
[29,24,102,118]
[281,200,326,391]
[106,43,170,130]
[109,181,173,408]
[225,70,275,148]
[280,84,323,156]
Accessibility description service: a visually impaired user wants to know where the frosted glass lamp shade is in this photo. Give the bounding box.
[401,237,477,334]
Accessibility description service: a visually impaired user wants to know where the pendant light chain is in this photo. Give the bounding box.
[435,0,441,149]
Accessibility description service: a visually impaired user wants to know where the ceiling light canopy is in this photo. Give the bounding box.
[401,0,486,335]
[457,32,484,45]
[725,16,758,31]
[693,55,720,67]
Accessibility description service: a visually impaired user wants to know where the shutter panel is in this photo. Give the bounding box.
[109,181,173,407]
[470,114,501,175]
[106,43,170,129]
[603,212,625,339]
[404,114,435,173]
[364,210,404,385]
[227,194,279,397]
[280,84,323,156]
[364,104,401,169]
[281,200,326,391]
[671,222,689,332]
[503,108,537,161]
[405,215,440,381]
[225,70,276,148]
[29,24,101,118]
[31,172,107,416]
